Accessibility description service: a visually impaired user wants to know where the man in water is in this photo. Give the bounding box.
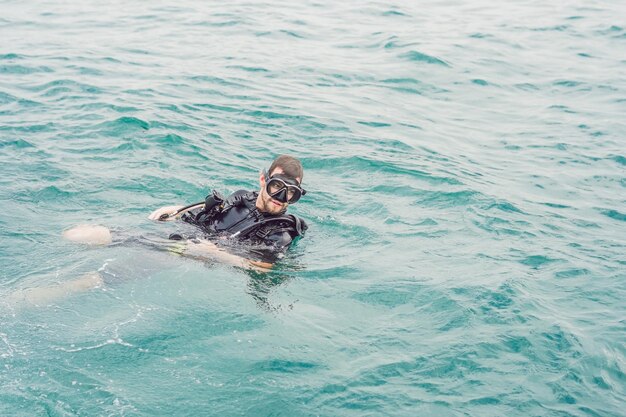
[149,154,308,270]
[9,155,307,306]
[65,154,308,271]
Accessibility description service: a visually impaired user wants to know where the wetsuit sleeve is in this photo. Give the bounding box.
[180,207,205,227]
[180,188,231,228]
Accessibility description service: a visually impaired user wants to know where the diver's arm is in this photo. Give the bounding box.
[182,239,273,272]
[148,205,185,221]
[148,201,207,222]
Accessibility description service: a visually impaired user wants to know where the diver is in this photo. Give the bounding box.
[64,154,308,271]
[147,154,308,270]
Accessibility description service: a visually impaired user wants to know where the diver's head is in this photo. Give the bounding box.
[256,155,306,214]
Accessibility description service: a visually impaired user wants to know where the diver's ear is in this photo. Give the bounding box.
[259,170,266,187]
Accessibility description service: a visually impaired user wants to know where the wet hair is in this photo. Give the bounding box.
[268,154,304,183]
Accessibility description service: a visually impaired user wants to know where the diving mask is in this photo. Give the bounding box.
[264,170,306,204]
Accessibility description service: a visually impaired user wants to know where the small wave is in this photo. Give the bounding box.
[154,133,186,145]
[0,139,35,149]
[55,337,135,353]
[382,37,419,50]
[0,122,54,133]
[96,116,150,134]
[381,77,418,85]
[471,216,536,238]
[226,65,270,73]
[15,185,78,203]
[548,104,577,114]
[278,29,306,39]
[541,202,571,209]
[188,75,247,88]
[118,47,152,55]
[531,24,570,32]
[245,109,309,121]
[555,268,590,279]
[297,264,360,281]
[610,155,626,166]
[380,77,448,95]
[352,286,416,309]
[599,209,626,222]
[358,121,391,127]
[191,19,240,28]
[27,79,102,95]
[251,359,321,373]
[515,83,540,91]
[122,88,159,97]
[109,139,150,152]
[483,201,524,213]
[400,51,450,67]
[67,65,103,76]
[365,137,414,152]
[0,90,18,104]
[595,25,623,36]
[0,64,53,75]
[519,255,559,268]
[382,10,409,17]
[418,189,480,207]
[0,53,23,60]
[255,29,308,39]
[469,32,493,39]
[473,283,516,311]
[73,102,138,113]
[186,102,240,113]
[553,80,585,88]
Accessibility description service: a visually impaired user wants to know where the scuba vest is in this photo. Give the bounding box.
[183,190,307,244]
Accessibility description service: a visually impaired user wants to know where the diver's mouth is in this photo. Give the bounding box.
[270,199,282,207]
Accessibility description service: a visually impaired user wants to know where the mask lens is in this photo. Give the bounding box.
[285,186,301,204]
[267,179,284,195]
[287,188,296,201]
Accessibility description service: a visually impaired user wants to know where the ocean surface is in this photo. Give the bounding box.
[1,0,625,416]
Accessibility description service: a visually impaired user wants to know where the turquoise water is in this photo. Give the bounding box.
[1,0,625,415]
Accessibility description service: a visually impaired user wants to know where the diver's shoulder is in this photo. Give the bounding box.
[230,189,252,197]
[228,189,257,200]
[223,189,257,207]
[292,214,308,236]
[280,212,308,237]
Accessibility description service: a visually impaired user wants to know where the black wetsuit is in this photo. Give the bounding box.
[178,190,307,263]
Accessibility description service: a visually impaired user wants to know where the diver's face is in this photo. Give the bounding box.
[257,167,301,214]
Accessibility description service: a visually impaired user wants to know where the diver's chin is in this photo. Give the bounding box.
[267,199,285,213]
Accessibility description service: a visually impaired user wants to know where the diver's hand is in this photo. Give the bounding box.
[148,205,184,221]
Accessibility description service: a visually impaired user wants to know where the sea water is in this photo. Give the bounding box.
[0,0,625,416]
